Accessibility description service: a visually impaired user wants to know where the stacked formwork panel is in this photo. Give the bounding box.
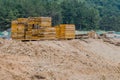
[11,18,28,39]
[11,17,75,40]
[11,17,56,40]
[55,26,60,39]
[39,27,56,40]
[11,21,18,39]
[17,18,28,39]
[26,18,40,40]
[38,17,56,40]
[55,24,75,39]
[39,17,52,27]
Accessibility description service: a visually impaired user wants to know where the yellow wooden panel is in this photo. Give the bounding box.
[40,17,52,22]
[55,26,60,38]
[31,36,40,40]
[17,25,25,34]
[17,18,28,23]
[11,17,76,40]
[11,20,18,32]
[40,22,51,27]
[58,24,75,39]
[26,31,32,34]
[25,36,32,39]
[32,29,39,36]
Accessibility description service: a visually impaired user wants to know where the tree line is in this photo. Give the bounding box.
[0,0,120,31]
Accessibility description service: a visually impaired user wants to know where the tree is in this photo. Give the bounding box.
[61,0,100,30]
[0,0,120,31]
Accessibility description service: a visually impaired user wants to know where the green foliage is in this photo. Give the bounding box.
[0,0,120,31]
[86,0,120,31]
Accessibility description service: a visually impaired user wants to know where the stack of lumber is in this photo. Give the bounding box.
[17,18,28,23]
[25,17,53,40]
[11,17,75,40]
[28,17,41,25]
[27,17,52,27]
[75,34,89,39]
[26,29,40,40]
[38,27,56,40]
[39,17,52,27]
[11,20,25,39]
[59,24,75,39]
[25,22,40,40]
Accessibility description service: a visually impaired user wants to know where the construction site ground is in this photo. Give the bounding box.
[0,38,120,80]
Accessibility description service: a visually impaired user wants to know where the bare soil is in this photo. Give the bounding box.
[0,38,120,80]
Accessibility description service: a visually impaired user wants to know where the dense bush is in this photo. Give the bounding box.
[0,0,120,31]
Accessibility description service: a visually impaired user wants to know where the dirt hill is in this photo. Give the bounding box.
[0,39,120,80]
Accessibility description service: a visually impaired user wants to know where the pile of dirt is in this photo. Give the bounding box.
[0,38,120,80]
[103,38,120,46]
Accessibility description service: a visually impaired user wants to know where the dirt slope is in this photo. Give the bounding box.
[0,39,120,80]
[80,39,120,63]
